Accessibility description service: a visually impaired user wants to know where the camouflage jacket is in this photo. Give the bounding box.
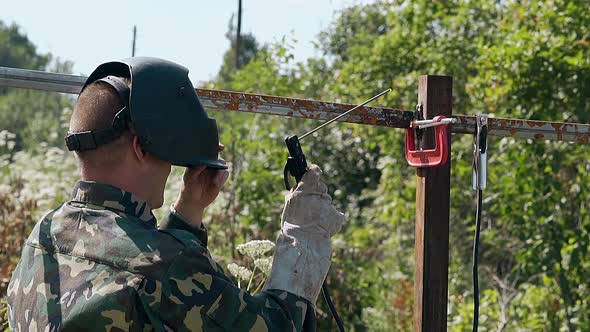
[7,181,313,331]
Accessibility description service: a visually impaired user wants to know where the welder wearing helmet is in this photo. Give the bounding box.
[7,57,344,331]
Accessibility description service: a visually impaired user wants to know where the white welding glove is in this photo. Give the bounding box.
[263,164,345,304]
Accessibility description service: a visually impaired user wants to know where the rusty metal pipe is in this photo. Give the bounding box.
[453,115,590,143]
[0,67,588,143]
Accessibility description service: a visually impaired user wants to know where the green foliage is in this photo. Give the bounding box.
[0,21,78,303]
[1,1,589,331]
[0,21,48,72]
[207,0,590,330]
[0,91,73,150]
[0,297,7,332]
[0,20,75,151]
[0,132,78,301]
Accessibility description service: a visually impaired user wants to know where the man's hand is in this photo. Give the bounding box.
[281,164,343,237]
[264,164,344,303]
[173,144,229,228]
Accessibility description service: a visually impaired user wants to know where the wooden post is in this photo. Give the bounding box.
[414,75,452,332]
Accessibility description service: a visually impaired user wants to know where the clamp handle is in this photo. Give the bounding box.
[405,115,451,168]
[472,114,488,190]
[284,135,308,190]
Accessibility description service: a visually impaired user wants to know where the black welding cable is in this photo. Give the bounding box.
[322,282,345,332]
[472,188,483,332]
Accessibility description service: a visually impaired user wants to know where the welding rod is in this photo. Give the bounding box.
[299,88,392,140]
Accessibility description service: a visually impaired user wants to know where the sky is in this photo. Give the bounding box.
[2,0,374,84]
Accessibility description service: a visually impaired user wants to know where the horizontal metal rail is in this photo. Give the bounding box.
[196,89,412,128]
[453,115,589,143]
[1,66,589,143]
[0,67,86,94]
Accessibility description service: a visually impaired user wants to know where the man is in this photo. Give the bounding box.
[7,57,344,331]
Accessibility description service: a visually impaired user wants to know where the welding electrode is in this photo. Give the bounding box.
[284,88,391,189]
[282,88,391,332]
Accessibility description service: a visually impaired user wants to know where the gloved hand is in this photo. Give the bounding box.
[263,164,344,303]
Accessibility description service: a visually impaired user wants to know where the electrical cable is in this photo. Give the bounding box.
[472,114,487,332]
[472,188,483,332]
[322,282,345,332]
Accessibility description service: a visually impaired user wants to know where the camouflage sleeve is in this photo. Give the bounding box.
[159,211,209,247]
[140,244,313,331]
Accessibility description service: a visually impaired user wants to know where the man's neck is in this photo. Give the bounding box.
[81,170,150,208]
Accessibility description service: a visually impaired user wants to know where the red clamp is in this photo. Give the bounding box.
[405,115,450,167]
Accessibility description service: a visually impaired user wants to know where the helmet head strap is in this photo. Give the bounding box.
[65,76,131,151]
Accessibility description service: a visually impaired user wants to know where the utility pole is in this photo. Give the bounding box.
[132,26,137,57]
[236,0,242,69]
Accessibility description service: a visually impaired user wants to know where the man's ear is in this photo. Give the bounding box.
[131,135,147,163]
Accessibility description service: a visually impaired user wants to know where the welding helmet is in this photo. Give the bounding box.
[65,57,227,169]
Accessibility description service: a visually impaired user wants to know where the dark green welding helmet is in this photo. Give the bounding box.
[66,57,226,169]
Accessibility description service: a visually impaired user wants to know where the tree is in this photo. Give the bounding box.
[0,20,74,151]
[213,0,590,330]
[0,21,48,72]
[215,15,263,89]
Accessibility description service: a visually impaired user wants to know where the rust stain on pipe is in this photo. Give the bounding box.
[2,67,587,143]
[430,115,589,143]
[194,89,589,144]
[196,88,414,128]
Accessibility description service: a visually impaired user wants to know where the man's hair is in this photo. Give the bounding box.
[70,77,132,170]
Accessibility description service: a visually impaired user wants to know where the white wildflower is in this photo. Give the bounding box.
[2,146,78,217]
[332,235,346,250]
[0,130,16,149]
[45,147,65,163]
[0,184,11,195]
[236,240,275,259]
[361,307,388,331]
[254,257,273,276]
[226,263,253,281]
